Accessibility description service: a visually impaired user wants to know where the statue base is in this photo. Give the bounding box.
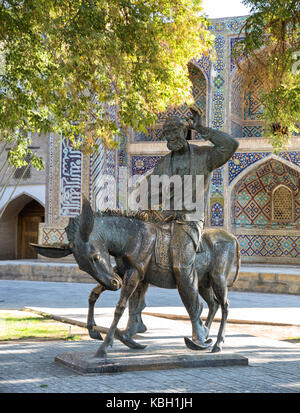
[55,348,248,374]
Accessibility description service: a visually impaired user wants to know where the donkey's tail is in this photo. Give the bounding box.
[227,236,240,288]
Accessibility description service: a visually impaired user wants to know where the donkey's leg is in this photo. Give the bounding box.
[198,284,219,340]
[124,280,149,338]
[210,241,236,353]
[210,270,229,353]
[95,269,141,358]
[87,284,106,340]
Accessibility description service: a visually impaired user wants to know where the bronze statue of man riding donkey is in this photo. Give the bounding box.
[33,106,240,356]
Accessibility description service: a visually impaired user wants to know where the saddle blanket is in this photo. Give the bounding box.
[154,223,172,269]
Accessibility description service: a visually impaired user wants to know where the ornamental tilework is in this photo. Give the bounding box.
[209,16,247,34]
[47,134,63,225]
[229,152,300,185]
[230,37,245,72]
[210,166,224,226]
[231,121,243,138]
[232,159,300,227]
[39,225,68,245]
[279,151,300,167]
[244,79,265,120]
[211,32,226,131]
[228,152,270,183]
[242,126,263,137]
[231,73,243,121]
[90,139,106,210]
[210,167,224,196]
[131,155,161,176]
[210,200,224,226]
[212,91,225,130]
[190,56,211,81]
[59,137,82,217]
[213,36,225,74]
[237,235,300,258]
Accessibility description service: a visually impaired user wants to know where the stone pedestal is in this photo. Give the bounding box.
[55,348,248,374]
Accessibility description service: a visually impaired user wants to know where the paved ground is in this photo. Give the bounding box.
[1,279,300,394]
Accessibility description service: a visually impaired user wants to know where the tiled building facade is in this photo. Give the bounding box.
[40,16,300,265]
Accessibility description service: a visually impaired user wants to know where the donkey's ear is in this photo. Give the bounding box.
[80,195,94,242]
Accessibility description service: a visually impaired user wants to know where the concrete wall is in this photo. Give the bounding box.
[231,272,300,295]
[0,261,94,284]
[0,261,300,295]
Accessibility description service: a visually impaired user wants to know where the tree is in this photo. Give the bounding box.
[0,0,213,169]
[232,0,300,151]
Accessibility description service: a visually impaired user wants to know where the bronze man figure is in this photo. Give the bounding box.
[138,108,239,324]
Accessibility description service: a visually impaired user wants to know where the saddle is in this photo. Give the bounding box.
[154,219,205,269]
[154,222,173,269]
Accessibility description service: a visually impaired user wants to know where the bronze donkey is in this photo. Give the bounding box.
[32,198,240,356]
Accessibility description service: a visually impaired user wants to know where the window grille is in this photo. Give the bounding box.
[13,155,31,180]
[272,186,293,222]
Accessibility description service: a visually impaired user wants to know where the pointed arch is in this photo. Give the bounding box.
[0,193,45,260]
[228,155,300,228]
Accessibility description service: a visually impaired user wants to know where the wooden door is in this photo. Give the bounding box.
[19,216,43,259]
[18,200,44,259]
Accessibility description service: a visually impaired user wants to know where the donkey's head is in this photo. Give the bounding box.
[32,197,122,291]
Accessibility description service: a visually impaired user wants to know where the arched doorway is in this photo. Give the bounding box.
[17,200,45,259]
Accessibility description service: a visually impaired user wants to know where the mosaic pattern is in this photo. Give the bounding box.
[90,139,106,210]
[210,167,224,197]
[211,33,226,130]
[213,74,225,89]
[190,55,211,80]
[59,137,82,216]
[46,134,54,223]
[210,167,224,226]
[231,73,243,121]
[242,126,263,137]
[244,79,264,120]
[39,225,68,245]
[232,159,300,226]
[231,121,243,138]
[230,37,245,72]
[229,152,300,184]
[210,200,224,227]
[131,155,161,176]
[237,234,300,258]
[209,16,247,34]
[279,151,300,168]
[213,36,226,74]
[228,152,270,183]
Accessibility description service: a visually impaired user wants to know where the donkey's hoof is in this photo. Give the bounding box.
[121,335,147,350]
[184,336,212,350]
[211,344,222,353]
[205,338,213,345]
[88,329,103,341]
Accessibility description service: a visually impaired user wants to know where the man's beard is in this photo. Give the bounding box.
[167,137,186,151]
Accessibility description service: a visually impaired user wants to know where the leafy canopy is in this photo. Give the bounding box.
[232,0,300,151]
[0,0,213,167]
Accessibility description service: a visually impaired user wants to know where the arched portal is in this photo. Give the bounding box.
[229,157,300,264]
[0,195,45,259]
